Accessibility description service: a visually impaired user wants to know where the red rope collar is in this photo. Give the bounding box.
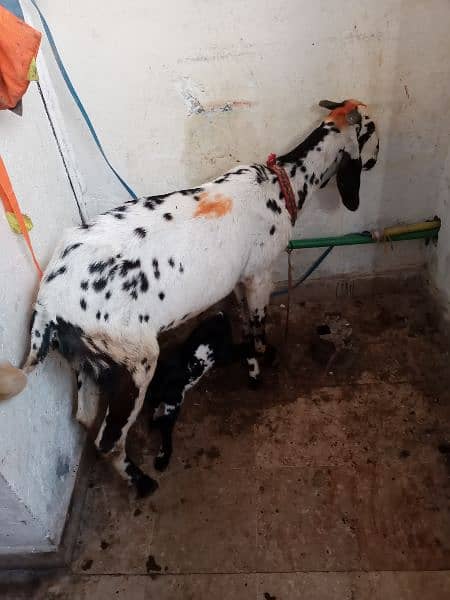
[266,153,297,226]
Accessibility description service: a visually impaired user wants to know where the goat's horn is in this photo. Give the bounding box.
[319,100,344,110]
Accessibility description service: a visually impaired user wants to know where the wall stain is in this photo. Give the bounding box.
[56,455,70,479]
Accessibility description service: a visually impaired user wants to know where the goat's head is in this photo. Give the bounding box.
[318,99,379,211]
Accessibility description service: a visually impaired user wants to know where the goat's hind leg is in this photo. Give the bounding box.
[95,355,159,497]
[74,368,99,430]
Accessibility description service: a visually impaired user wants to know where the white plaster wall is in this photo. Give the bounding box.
[0,82,84,544]
[34,0,450,283]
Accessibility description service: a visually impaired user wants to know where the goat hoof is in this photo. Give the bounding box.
[135,474,158,498]
[262,345,278,367]
[154,454,170,472]
[248,376,262,390]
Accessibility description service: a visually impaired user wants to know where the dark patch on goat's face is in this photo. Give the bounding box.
[80,298,87,311]
[46,265,67,283]
[62,243,82,259]
[134,227,147,239]
[163,213,173,221]
[358,120,375,152]
[80,280,89,291]
[159,292,165,301]
[270,225,276,235]
[266,199,282,215]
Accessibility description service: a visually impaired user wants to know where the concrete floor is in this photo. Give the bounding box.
[6,291,450,599]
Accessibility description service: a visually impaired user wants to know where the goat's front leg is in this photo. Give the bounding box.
[244,272,276,365]
[234,283,262,387]
[152,408,179,471]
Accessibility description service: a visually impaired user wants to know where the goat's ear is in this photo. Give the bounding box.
[336,152,362,211]
[319,99,345,110]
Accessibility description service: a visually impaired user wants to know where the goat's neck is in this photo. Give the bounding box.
[278,124,343,210]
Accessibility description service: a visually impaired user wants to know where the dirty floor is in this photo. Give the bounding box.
[8,291,450,599]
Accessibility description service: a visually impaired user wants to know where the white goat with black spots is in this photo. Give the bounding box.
[1,99,378,496]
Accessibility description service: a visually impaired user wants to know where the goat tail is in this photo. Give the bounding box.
[0,306,54,401]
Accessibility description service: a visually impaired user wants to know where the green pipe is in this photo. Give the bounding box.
[288,221,440,250]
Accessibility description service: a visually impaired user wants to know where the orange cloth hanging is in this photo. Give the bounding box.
[0,157,43,277]
[0,4,41,110]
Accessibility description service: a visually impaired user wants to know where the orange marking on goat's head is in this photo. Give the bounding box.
[194,192,233,219]
[325,99,367,129]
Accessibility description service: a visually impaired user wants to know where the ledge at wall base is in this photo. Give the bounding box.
[0,442,94,571]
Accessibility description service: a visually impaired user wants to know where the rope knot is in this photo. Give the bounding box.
[266,153,277,168]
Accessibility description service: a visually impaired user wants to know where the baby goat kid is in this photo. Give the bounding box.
[2,99,378,496]
[149,312,242,471]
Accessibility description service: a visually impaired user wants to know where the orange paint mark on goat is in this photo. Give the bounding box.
[194,192,233,219]
[325,99,367,129]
